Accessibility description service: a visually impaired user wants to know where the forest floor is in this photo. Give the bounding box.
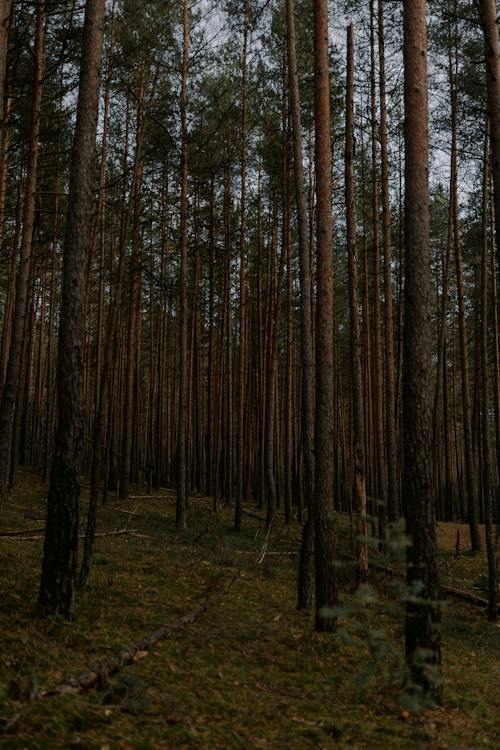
[0,471,498,749]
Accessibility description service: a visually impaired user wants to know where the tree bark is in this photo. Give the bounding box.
[402,0,442,701]
[38,0,106,619]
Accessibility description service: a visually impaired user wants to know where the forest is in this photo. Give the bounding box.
[0,0,499,747]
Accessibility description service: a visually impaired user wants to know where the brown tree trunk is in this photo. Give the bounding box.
[312,0,338,633]
[38,0,106,619]
[378,0,397,523]
[480,125,497,621]
[402,0,442,700]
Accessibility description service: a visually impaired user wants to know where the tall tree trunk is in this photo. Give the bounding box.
[38,0,106,619]
[312,0,337,633]
[286,0,315,611]
[176,0,190,529]
[481,124,497,621]
[445,3,480,548]
[235,3,249,532]
[120,64,146,499]
[206,177,216,499]
[369,0,385,522]
[378,0,398,523]
[345,24,368,581]
[402,0,442,700]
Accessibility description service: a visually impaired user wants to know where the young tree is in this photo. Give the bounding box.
[402,0,442,700]
[38,0,106,618]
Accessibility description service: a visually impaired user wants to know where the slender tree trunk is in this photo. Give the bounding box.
[176,0,189,529]
[206,177,216,499]
[378,0,397,523]
[481,124,497,621]
[490,181,500,505]
[286,0,315,611]
[369,0,385,522]
[432,36,454,515]
[452,161,481,548]
[402,0,442,701]
[235,4,249,532]
[345,24,368,581]
[120,64,146,499]
[313,0,338,633]
[38,0,106,619]
[479,0,500,282]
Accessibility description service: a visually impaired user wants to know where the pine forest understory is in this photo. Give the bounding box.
[0,0,499,747]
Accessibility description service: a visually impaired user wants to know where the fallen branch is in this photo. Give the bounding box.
[43,576,236,697]
[3,529,141,542]
[235,549,298,559]
[370,559,496,612]
[127,494,170,501]
[0,527,46,537]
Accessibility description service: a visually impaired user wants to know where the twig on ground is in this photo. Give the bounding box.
[42,576,237,697]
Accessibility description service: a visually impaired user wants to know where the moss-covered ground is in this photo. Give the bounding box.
[0,471,498,749]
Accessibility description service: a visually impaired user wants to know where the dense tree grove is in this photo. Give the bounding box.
[0,0,498,709]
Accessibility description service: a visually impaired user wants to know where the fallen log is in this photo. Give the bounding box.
[43,576,236,697]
